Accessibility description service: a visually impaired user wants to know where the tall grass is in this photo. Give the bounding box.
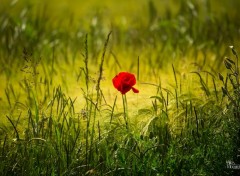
[0,0,240,175]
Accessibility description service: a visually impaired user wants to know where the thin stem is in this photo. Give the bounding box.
[110,95,117,125]
[84,34,89,92]
[122,94,129,130]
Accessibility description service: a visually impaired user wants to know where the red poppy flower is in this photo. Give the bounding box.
[112,72,139,94]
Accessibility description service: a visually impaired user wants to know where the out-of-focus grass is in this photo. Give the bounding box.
[0,0,239,129]
[0,0,239,138]
[0,0,240,175]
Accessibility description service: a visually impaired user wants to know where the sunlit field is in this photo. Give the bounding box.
[1,0,240,175]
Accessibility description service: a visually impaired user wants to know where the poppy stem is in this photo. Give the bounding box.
[122,94,129,130]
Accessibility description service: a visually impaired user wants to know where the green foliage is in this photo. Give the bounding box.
[220,46,240,122]
[0,0,240,175]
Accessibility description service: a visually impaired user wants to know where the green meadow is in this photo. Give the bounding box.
[1,0,240,175]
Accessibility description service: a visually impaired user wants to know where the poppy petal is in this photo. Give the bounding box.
[131,87,139,93]
[112,72,138,94]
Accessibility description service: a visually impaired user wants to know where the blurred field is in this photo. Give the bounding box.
[1,0,240,175]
